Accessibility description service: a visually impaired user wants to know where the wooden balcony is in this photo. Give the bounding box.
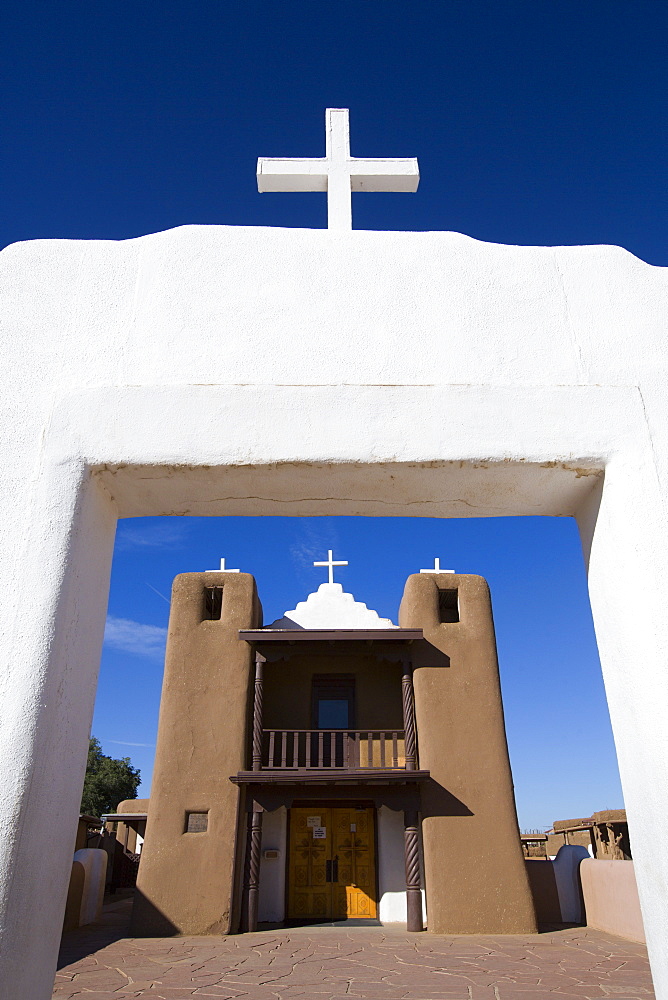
[262,729,406,771]
[232,646,429,786]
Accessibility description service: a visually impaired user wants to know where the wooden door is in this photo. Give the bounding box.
[287,808,333,920]
[331,807,377,919]
[287,807,377,921]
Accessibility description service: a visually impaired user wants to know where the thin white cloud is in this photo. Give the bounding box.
[104,616,167,659]
[289,520,341,574]
[115,519,189,551]
[105,740,156,748]
[146,582,170,604]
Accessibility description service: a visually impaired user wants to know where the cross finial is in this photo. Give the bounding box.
[419,558,455,574]
[206,557,240,573]
[313,549,348,585]
[257,108,419,231]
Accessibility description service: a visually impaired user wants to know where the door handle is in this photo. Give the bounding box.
[325,856,339,882]
[325,854,339,882]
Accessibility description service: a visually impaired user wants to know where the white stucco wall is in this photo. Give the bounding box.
[0,225,666,998]
[377,806,426,925]
[258,808,287,923]
[552,845,590,924]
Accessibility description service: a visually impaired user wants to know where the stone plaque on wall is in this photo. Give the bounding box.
[186,812,208,833]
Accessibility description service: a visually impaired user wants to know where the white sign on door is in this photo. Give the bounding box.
[313,826,326,839]
[306,815,321,828]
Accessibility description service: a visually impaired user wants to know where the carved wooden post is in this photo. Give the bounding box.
[242,804,263,932]
[401,660,417,770]
[247,807,263,932]
[404,808,423,932]
[252,653,265,771]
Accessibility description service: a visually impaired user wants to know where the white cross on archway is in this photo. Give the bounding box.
[206,557,240,572]
[314,549,348,584]
[420,557,455,574]
[257,108,419,231]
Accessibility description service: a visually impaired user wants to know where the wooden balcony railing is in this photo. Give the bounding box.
[261,729,406,770]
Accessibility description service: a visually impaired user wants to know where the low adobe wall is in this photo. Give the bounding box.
[526,845,588,926]
[62,861,85,932]
[580,859,646,943]
[525,859,561,925]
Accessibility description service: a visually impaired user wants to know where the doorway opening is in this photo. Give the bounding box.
[287,805,377,922]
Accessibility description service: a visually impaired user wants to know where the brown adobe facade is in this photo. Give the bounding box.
[131,570,537,936]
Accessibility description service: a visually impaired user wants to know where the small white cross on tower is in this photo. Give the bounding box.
[313,549,348,585]
[206,557,240,572]
[419,558,455,574]
[257,108,419,231]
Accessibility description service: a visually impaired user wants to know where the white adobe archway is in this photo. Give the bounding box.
[1,226,667,1000]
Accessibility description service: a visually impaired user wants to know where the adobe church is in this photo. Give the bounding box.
[132,555,536,935]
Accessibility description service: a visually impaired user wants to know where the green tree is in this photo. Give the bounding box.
[80,737,141,817]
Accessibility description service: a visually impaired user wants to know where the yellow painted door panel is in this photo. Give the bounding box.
[287,808,332,920]
[332,807,377,919]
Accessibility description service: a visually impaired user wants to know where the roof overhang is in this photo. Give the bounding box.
[231,768,430,786]
[101,813,148,823]
[239,628,423,643]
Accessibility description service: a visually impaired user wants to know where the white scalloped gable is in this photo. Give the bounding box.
[284,583,397,629]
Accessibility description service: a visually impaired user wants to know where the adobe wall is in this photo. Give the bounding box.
[117,798,150,813]
[580,859,646,943]
[62,862,85,933]
[525,860,562,925]
[399,573,537,934]
[131,573,260,935]
[546,820,593,857]
[113,798,149,855]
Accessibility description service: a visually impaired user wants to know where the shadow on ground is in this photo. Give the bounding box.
[57,897,133,970]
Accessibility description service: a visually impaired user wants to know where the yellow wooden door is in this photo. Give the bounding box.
[287,807,377,921]
[331,808,377,919]
[287,808,333,920]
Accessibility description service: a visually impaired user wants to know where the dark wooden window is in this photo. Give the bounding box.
[311,675,355,729]
[203,586,223,620]
[438,588,459,623]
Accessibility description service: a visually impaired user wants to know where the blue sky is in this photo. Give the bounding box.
[1,2,666,260]
[3,1,663,828]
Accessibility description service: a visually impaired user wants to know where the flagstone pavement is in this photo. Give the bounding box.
[54,901,655,1000]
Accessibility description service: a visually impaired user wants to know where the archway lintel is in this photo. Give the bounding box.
[88,458,604,522]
